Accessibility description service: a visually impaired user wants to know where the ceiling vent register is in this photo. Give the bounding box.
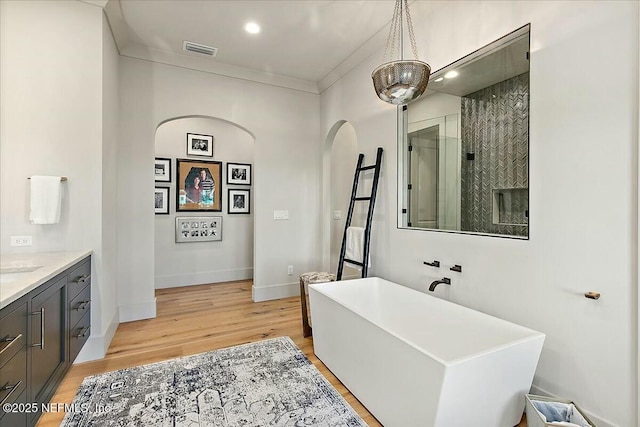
[182,41,218,57]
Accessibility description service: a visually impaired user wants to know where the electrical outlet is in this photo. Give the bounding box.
[333,210,342,220]
[287,265,293,275]
[10,236,32,247]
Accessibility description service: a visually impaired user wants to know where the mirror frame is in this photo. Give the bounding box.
[397,24,531,240]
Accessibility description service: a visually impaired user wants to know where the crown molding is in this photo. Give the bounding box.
[121,43,320,94]
[80,0,108,8]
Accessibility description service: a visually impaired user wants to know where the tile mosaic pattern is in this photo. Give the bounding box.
[61,337,367,427]
[461,72,529,236]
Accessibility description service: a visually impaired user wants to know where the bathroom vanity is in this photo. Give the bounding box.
[0,251,91,427]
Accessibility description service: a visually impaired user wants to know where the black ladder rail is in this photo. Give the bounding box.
[336,147,384,280]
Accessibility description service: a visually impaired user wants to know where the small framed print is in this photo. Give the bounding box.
[227,162,251,185]
[187,133,213,157]
[175,216,222,242]
[155,187,170,215]
[228,189,250,214]
[154,158,172,182]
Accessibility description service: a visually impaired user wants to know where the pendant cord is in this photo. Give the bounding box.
[382,0,401,63]
[382,0,420,63]
[404,0,420,60]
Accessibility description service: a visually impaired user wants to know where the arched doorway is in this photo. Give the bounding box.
[322,121,359,277]
[154,116,255,289]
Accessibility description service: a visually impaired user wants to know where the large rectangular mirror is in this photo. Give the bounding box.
[398,24,530,238]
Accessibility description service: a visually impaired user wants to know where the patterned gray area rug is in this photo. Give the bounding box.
[62,336,367,427]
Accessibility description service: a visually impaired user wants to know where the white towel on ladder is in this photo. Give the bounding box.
[29,176,63,224]
[344,226,370,270]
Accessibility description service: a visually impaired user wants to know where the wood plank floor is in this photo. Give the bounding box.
[38,280,526,426]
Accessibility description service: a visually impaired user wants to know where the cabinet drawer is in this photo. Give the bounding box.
[70,311,90,362]
[69,285,91,329]
[0,302,27,368]
[67,259,91,301]
[0,346,27,408]
[0,388,27,427]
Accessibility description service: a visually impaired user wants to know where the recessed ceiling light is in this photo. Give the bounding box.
[434,77,444,82]
[244,22,261,34]
[444,70,459,79]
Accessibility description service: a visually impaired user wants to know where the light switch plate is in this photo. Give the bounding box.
[273,210,289,220]
[333,210,342,220]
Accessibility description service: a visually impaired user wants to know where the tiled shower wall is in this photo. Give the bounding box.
[460,72,529,236]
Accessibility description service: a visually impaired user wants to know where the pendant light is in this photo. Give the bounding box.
[372,0,430,105]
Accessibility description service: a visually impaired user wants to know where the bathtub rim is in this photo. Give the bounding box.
[309,277,545,367]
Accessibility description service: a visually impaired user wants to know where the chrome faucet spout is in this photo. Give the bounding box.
[429,277,451,292]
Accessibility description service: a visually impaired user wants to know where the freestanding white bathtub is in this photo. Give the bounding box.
[309,277,545,427]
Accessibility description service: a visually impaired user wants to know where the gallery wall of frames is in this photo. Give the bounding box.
[154,132,252,243]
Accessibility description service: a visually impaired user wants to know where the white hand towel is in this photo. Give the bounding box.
[344,226,371,270]
[29,176,63,224]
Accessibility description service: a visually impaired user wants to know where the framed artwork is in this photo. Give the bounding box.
[228,189,250,214]
[186,133,213,157]
[227,162,252,185]
[176,159,222,212]
[175,216,222,242]
[154,187,170,215]
[154,158,172,182]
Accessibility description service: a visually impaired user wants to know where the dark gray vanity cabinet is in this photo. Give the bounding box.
[28,276,68,426]
[67,260,91,363]
[0,301,28,427]
[0,255,91,427]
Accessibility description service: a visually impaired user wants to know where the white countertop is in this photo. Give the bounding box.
[0,250,92,309]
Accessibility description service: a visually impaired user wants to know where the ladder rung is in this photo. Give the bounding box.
[343,259,364,267]
[358,165,377,171]
[354,197,371,201]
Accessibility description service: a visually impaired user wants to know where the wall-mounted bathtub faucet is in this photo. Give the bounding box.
[450,265,462,272]
[423,260,440,267]
[429,277,451,291]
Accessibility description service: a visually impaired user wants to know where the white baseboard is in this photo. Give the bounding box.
[119,298,157,323]
[529,384,619,427]
[73,309,119,363]
[155,268,253,289]
[252,281,299,302]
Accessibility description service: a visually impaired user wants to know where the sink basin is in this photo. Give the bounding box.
[0,264,42,285]
[0,271,31,284]
[0,264,42,274]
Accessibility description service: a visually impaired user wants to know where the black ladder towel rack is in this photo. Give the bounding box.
[336,147,383,280]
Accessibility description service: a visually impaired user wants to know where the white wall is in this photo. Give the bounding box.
[86,10,120,362]
[154,117,254,288]
[118,55,320,318]
[0,0,119,361]
[320,1,639,426]
[0,0,102,253]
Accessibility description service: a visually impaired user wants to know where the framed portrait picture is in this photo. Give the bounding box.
[154,157,172,182]
[228,189,250,214]
[227,162,252,185]
[186,133,213,157]
[176,159,222,212]
[154,187,170,215]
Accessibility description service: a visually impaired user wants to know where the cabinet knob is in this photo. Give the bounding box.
[74,274,91,284]
[74,300,91,311]
[75,326,91,339]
